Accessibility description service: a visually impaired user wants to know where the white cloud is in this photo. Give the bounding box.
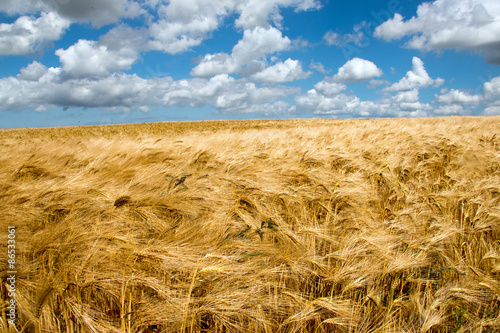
[291,78,432,118]
[333,58,383,83]
[484,76,500,99]
[0,0,319,60]
[155,73,298,114]
[480,76,500,115]
[0,12,70,55]
[55,40,138,79]
[374,0,500,64]
[148,17,219,54]
[1,62,298,115]
[291,89,360,116]
[251,58,311,83]
[352,98,431,118]
[212,79,297,113]
[385,89,431,115]
[159,0,232,23]
[235,0,321,29]
[148,0,319,54]
[482,106,500,116]
[191,26,291,77]
[146,0,236,54]
[313,80,347,97]
[374,13,407,42]
[0,0,322,59]
[384,57,443,92]
[232,26,291,65]
[393,89,419,103]
[0,67,165,111]
[432,75,500,116]
[146,0,319,55]
[3,1,500,120]
[162,75,252,108]
[436,89,482,105]
[291,90,429,118]
[4,59,499,119]
[289,78,350,115]
[434,105,472,116]
[17,61,48,81]
[235,0,283,29]
[190,53,239,78]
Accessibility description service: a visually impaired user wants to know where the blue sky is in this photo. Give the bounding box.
[1,0,499,128]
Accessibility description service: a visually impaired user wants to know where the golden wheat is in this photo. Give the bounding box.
[0,117,499,332]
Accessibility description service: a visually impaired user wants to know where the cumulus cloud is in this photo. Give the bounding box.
[4,59,499,119]
[0,12,70,55]
[158,0,231,23]
[431,77,500,115]
[55,40,138,79]
[251,58,311,83]
[17,61,48,81]
[434,105,472,116]
[232,26,291,65]
[291,77,433,118]
[190,53,240,78]
[384,57,443,92]
[191,26,291,77]
[291,89,422,118]
[393,89,419,103]
[482,106,500,116]
[374,0,500,64]
[1,0,321,58]
[213,81,296,114]
[480,76,500,115]
[312,80,347,97]
[0,67,161,111]
[154,73,298,114]
[144,0,319,55]
[483,76,500,99]
[235,0,321,29]
[148,19,217,54]
[390,90,430,113]
[436,88,483,105]
[148,0,319,53]
[333,58,383,83]
[290,89,360,116]
[147,0,232,54]
[4,0,500,120]
[0,61,298,116]
[0,0,316,114]
[106,6,298,71]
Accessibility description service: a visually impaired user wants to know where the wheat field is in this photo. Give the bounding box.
[0,117,499,332]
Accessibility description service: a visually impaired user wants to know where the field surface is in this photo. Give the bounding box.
[1,117,500,332]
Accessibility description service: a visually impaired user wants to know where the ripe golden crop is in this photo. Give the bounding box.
[0,117,499,332]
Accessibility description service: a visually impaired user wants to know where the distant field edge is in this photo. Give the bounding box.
[0,115,498,139]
